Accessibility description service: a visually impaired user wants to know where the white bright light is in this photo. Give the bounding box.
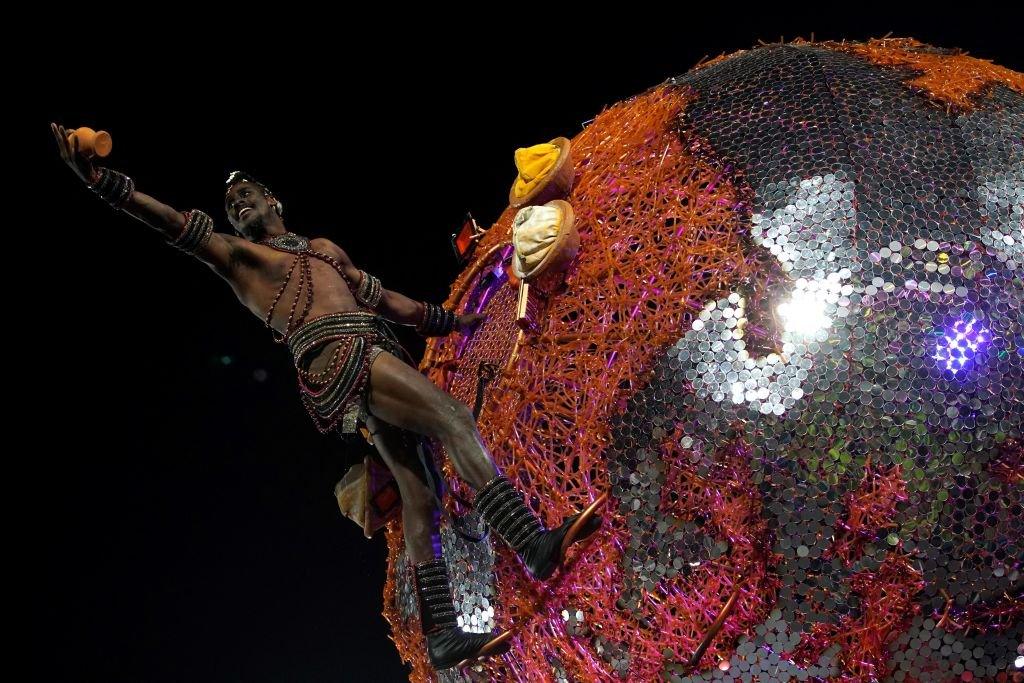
[777,288,831,337]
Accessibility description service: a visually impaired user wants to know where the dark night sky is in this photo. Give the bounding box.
[30,13,1022,683]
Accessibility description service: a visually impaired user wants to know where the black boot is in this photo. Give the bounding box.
[414,558,512,670]
[474,476,606,581]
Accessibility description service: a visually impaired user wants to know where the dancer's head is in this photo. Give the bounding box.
[224,171,284,239]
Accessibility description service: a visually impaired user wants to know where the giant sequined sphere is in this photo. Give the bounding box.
[384,39,1024,682]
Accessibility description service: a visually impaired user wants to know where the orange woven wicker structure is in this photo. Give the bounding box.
[382,39,1024,682]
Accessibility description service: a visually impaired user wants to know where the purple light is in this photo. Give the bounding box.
[934,317,990,373]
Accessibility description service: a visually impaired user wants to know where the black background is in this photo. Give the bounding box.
[30,13,1023,682]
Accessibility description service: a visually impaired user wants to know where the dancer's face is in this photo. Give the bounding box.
[225,181,278,239]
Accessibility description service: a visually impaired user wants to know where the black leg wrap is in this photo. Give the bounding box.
[414,558,509,669]
[474,476,604,580]
[474,476,544,552]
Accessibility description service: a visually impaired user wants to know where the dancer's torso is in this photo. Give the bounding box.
[224,235,370,374]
